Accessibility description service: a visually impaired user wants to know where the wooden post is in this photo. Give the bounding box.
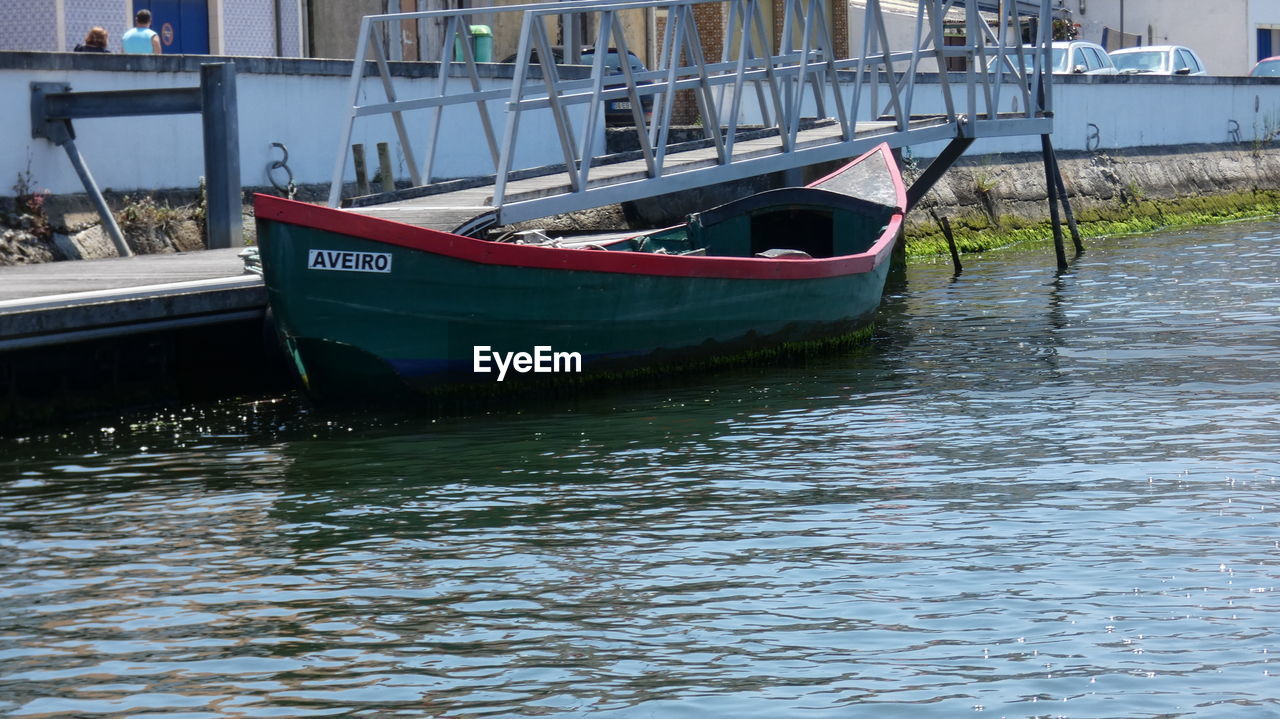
[931,210,962,275]
[377,141,395,194]
[351,144,370,196]
[1040,134,1068,271]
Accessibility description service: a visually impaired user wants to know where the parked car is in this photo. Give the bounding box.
[1250,56,1280,77]
[987,41,1117,75]
[499,46,654,126]
[1051,41,1118,74]
[1109,45,1207,76]
[584,49,655,126]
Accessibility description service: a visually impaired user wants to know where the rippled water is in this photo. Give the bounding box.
[2,221,1278,718]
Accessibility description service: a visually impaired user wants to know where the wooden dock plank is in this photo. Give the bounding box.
[0,248,250,303]
[0,248,264,350]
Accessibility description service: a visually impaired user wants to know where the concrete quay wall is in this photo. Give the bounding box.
[911,142,1280,220]
[0,52,591,198]
[729,73,1280,159]
[902,142,1280,251]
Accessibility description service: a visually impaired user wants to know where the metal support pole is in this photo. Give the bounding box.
[1047,143,1083,253]
[930,209,961,275]
[62,137,131,258]
[201,62,242,250]
[1040,133,1068,271]
[1119,0,1125,50]
[906,135,974,211]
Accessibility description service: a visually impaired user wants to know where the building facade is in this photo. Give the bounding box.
[0,0,304,56]
[1070,0,1280,75]
[307,0,659,67]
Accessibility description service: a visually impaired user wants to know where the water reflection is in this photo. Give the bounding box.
[1,222,1278,717]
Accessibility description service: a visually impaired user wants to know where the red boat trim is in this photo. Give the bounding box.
[255,144,904,281]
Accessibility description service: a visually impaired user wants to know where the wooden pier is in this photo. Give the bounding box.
[0,250,276,428]
[0,248,262,351]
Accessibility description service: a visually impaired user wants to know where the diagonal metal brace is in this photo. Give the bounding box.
[905,135,975,212]
[31,82,131,257]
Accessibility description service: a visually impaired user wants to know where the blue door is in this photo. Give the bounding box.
[137,0,209,54]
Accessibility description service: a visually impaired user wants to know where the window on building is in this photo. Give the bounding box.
[1259,27,1280,61]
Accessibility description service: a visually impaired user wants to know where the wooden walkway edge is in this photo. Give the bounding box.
[0,249,264,351]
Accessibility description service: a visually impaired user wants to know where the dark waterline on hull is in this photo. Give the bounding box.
[1,220,1278,717]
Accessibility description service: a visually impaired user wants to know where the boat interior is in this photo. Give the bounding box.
[506,188,899,260]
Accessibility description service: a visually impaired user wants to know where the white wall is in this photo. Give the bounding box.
[913,76,1280,158]
[719,73,1280,160]
[848,6,945,73]
[2,59,594,197]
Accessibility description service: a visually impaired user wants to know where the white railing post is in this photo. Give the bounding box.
[369,21,423,188]
[493,7,539,207]
[328,17,375,207]
[1038,0,1053,117]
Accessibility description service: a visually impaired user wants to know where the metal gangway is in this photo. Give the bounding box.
[330,0,1059,235]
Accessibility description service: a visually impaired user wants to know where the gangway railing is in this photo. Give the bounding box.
[328,0,1057,228]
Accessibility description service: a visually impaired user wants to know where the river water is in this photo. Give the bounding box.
[1,220,1278,718]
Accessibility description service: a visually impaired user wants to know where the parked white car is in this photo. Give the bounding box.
[1109,45,1208,76]
[987,41,1118,75]
[1051,41,1119,74]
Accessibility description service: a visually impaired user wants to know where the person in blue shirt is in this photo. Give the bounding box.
[122,10,161,54]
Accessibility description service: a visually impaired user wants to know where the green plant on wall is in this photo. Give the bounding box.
[1121,181,1146,205]
[11,157,52,242]
[971,172,1000,226]
[1052,19,1080,41]
[1252,112,1280,157]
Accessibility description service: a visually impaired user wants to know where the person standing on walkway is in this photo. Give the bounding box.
[122,10,161,54]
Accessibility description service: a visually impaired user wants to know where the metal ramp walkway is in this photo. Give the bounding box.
[330,0,1059,235]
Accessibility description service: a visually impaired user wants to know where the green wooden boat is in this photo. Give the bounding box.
[254,143,905,403]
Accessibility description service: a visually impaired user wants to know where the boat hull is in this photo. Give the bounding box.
[257,218,891,402]
[255,143,905,404]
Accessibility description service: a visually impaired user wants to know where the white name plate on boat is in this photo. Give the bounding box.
[307,249,392,273]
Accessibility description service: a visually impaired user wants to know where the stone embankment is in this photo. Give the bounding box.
[904,142,1280,255]
[0,191,205,266]
[0,190,262,266]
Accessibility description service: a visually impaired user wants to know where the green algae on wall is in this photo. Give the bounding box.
[905,190,1280,257]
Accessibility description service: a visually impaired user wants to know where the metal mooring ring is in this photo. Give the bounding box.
[268,142,295,196]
